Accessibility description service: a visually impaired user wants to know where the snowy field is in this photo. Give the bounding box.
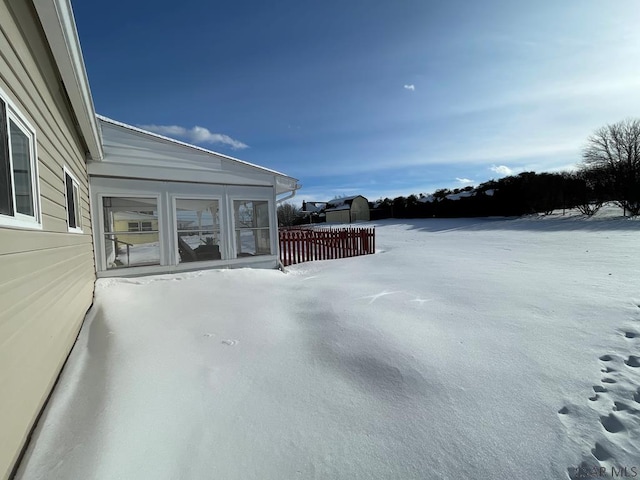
[17,208,640,480]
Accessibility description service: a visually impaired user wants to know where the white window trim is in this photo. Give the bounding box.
[63,165,83,233]
[229,196,274,259]
[0,86,42,230]
[172,195,225,264]
[97,193,163,271]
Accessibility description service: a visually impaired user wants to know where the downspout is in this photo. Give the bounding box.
[275,179,300,271]
[275,175,301,204]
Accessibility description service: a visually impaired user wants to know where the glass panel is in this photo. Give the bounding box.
[255,228,271,254]
[176,199,221,262]
[233,200,270,228]
[234,200,271,257]
[65,174,75,228]
[105,233,160,269]
[103,197,160,269]
[10,120,33,216]
[237,229,256,256]
[73,183,81,228]
[256,201,270,228]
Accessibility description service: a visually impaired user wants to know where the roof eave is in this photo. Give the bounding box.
[97,115,299,189]
[33,0,103,161]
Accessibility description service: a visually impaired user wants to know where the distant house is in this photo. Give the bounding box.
[113,211,160,244]
[325,195,370,223]
[300,201,327,223]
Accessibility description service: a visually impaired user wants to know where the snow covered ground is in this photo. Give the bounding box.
[17,207,640,480]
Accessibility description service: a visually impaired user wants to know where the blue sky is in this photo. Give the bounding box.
[72,0,640,204]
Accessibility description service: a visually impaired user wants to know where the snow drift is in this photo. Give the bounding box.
[16,209,640,479]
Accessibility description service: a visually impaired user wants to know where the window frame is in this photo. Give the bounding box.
[172,195,224,264]
[100,195,162,270]
[63,165,82,233]
[0,87,41,230]
[231,198,273,258]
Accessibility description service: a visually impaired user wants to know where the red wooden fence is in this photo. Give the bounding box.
[279,227,375,267]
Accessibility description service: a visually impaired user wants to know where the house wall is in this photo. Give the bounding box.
[325,209,351,223]
[350,196,370,222]
[0,2,95,478]
[112,219,160,245]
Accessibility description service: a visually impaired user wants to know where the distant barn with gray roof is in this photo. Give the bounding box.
[325,195,370,223]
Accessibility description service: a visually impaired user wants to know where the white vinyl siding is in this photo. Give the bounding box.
[0,1,96,478]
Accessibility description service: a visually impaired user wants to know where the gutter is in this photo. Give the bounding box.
[33,0,104,161]
[276,181,301,204]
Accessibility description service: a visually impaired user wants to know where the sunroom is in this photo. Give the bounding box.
[89,116,298,277]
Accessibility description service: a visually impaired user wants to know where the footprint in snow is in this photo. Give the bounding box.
[599,354,613,362]
[600,413,625,433]
[624,331,638,339]
[613,401,639,414]
[591,442,612,461]
[624,356,640,368]
[634,389,640,404]
[221,339,238,346]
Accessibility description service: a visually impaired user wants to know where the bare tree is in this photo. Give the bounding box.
[582,118,640,215]
[277,202,300,227]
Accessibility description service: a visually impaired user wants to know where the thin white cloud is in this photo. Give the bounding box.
[456,177,474,184]
[404,84,416,91]
[490,165,513,176]
[139,124,248,150]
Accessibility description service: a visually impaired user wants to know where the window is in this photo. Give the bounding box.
[102,197,160,269]
[233,200,271,257]
[175,199,221,262]
[127,221,153,232]
[64,167,82,232]
[0,94,40,228]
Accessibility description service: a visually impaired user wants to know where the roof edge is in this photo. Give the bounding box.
[97,114,298,183]
[33,0,103,161]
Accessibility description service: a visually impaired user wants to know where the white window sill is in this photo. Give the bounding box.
[0,214,43,230]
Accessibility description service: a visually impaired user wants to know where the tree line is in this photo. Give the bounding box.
[373,118,640,219]
[278,118,640,225]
